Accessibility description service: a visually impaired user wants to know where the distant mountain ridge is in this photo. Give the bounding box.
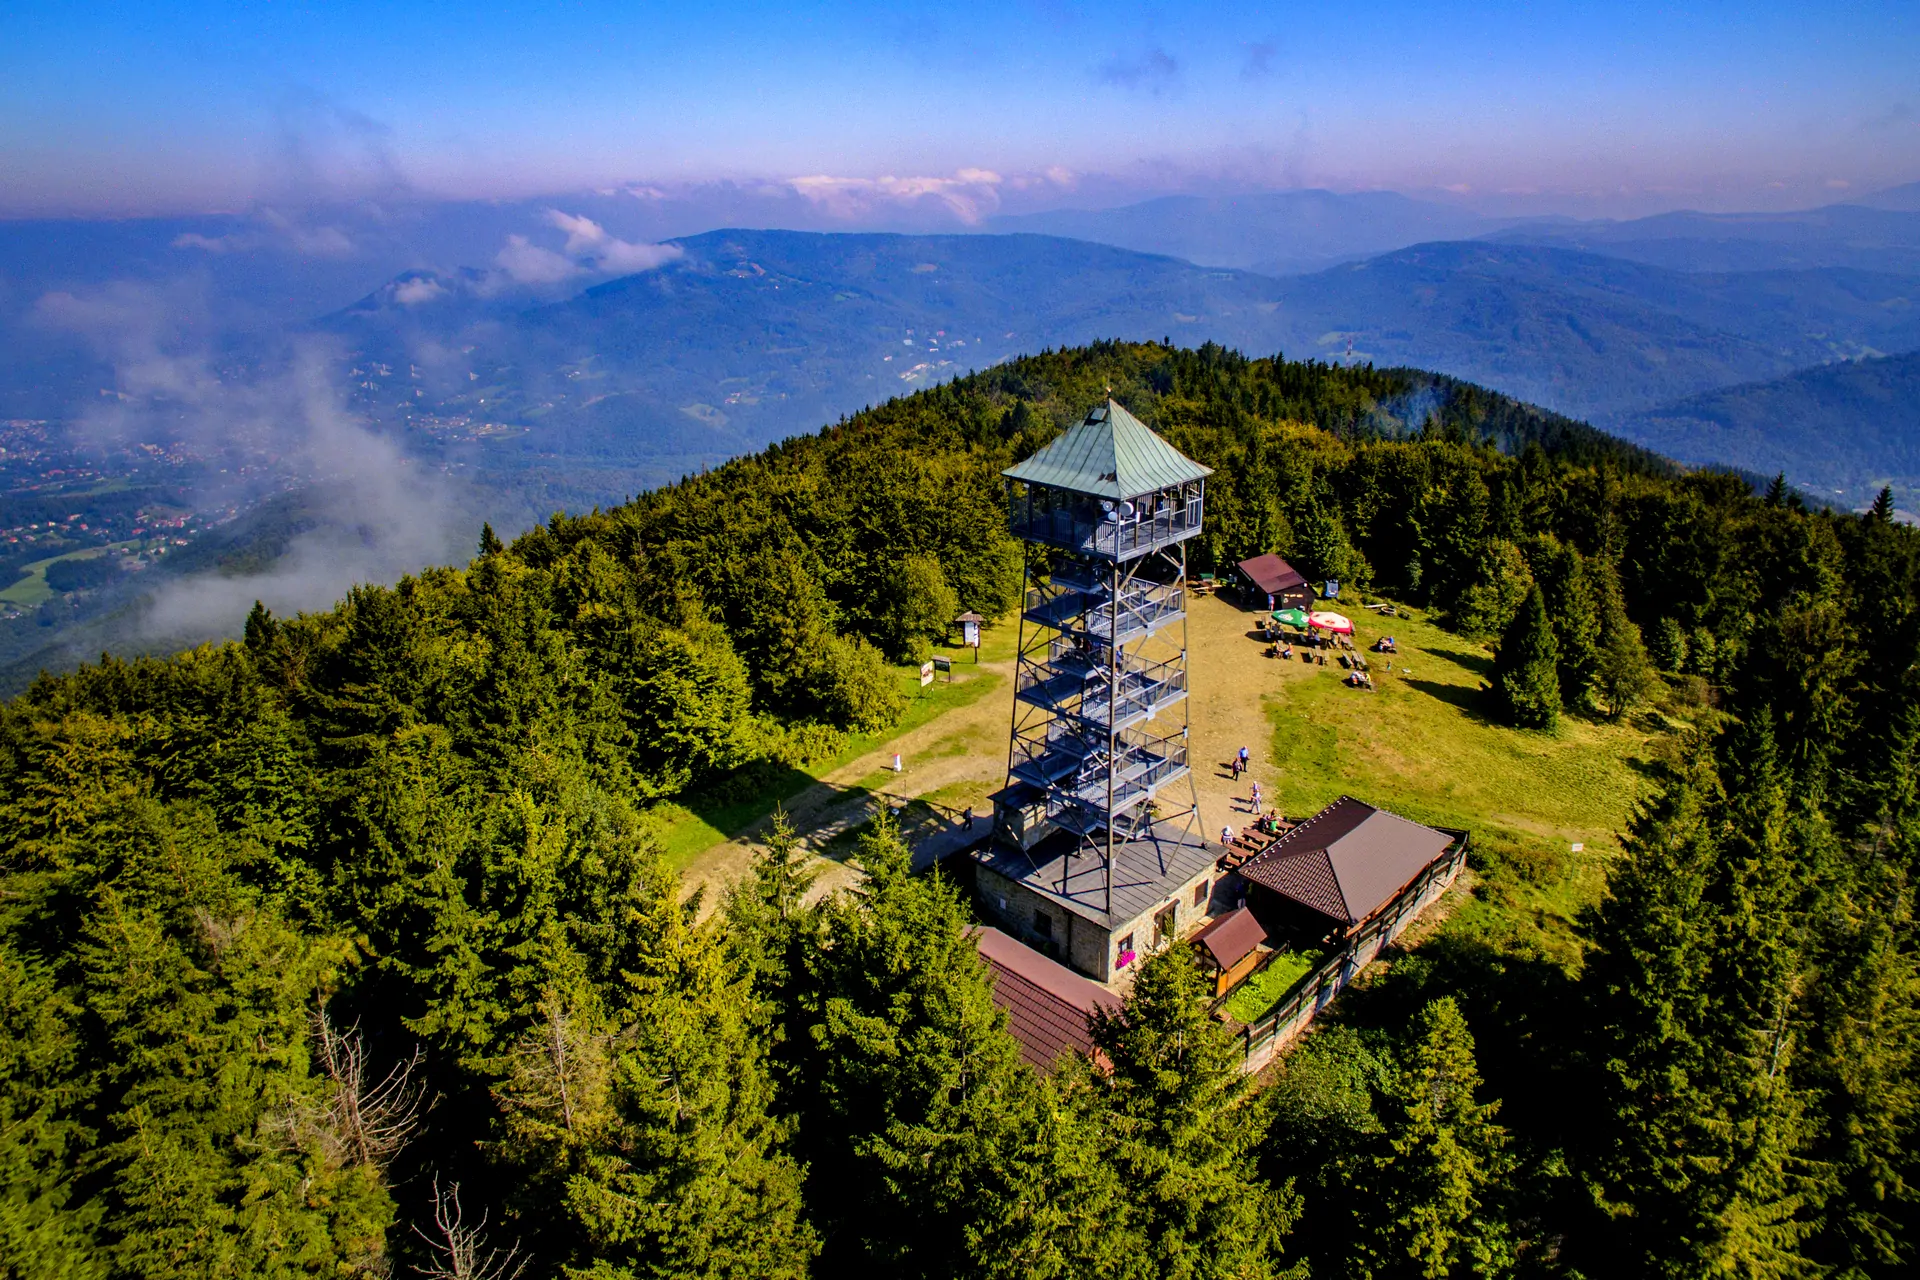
[1608,350,1920,506]
[1489,203,1920,273]
[986,189,1506,274]
[1261,240,1920,416]
[326,229,1920,501]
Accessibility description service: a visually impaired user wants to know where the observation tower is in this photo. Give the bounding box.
[974,400,1219,981]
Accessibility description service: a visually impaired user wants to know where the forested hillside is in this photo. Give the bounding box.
[3,341,1917,1277]
[1613,348,1920,507]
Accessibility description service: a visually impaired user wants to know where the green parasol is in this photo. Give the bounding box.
[1271,608,1309,628]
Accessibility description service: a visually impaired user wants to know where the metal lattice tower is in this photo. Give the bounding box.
[991,399,1213,916]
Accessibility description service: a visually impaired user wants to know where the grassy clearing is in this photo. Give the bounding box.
[1262,602,1690,968]
[651,624,1015,871]
[1222,950,1317,1023]
[0,546,105,606]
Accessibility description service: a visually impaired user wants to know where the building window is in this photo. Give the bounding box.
[1193,879,1210,907]
[1033,910,1053,939]
[1116,934,1135,968]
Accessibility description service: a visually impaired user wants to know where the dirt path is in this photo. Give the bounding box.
[679,590,1336,908]
[679,654,1019,908]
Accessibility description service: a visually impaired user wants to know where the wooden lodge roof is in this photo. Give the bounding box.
[976,926,1122,1070]
[1235,554,1308,597]
[1002,399,1212,502]
[1235,797,1454,926]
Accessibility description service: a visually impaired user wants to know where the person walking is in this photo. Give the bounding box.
[1250,781,1262,815]
[1237,745,1250,777]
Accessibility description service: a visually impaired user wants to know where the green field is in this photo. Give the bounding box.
[0,544,127,607]
[1263,603,1697,968]
[651,624,1016,870]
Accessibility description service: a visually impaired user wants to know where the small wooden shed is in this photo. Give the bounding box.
[1235,554,1313,612]
[1190,906,1269,997]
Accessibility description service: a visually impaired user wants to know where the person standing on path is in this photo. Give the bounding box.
[1238,745,1250,777]
[1250,781,1262,815]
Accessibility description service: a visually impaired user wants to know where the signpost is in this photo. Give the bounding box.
[933,655,953,682]
[1324,579,1341,600]
[919,660,935,688]
[953,610,985,661]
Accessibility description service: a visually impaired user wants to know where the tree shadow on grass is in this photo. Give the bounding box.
[1405,677,1501,726]
[1421,645,1494,679]
[677,760,820,835]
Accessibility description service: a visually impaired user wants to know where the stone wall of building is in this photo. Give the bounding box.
[976,857,1225,983]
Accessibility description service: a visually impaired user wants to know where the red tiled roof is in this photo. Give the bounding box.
[976,927,1123,1071]
[1236,796,1454,925]
[1190,906,1267,971]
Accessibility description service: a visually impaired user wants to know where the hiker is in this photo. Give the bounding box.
[963,806,975,831]
[1250,782,1262,814]
[1221,824,1234,846]
[1237,745,1250,776]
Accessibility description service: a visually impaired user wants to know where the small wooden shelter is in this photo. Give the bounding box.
[1190,906,1269,996]
[1235,554,1313,612]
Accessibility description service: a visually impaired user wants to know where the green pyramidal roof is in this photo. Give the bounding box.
[1002,399,1213,501]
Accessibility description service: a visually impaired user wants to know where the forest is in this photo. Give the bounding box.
[1,340,1915,1278]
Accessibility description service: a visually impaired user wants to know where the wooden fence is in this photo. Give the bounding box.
[1237,829,1471,1073]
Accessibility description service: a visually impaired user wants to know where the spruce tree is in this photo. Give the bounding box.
[1088,946,1299,1279]
[791,812,1087,1278]
[1350,998,1512,1280]
[557,865,816,1279]
[1526,536,1600,710]
[1592,561,1656,719]
[1578,718,1825,1276]
[1491,584,1560,729]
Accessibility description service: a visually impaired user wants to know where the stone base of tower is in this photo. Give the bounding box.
[970,821,1229,983]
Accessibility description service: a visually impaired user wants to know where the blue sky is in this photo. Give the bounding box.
[3,0,1915,217]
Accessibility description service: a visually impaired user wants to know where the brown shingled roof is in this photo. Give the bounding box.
[1236,554,1308,597]
[976,927,1123,1071]
[1190,906,1267,971]
[1236,796,1454,926]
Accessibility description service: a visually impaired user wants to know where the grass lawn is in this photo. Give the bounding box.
[1222,950,1318,1023]
[0,544,125,607]
[651,623,1015,870]
[1265,602,1695,969]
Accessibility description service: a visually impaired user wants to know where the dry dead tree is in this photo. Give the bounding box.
[411,1177,527,1280]
[312,1004,427,1170]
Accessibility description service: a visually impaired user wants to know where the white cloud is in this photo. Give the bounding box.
[168,209,355,258]
[524,209,684,277]
[788,168,1007,224]
[495,234,582,284]
[597,238,682,272]
[392,277,448,305]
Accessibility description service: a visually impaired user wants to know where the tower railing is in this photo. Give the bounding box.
[1014,653,1187,732]
[1008,490,1204,561]
[1022,584,1184,645]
